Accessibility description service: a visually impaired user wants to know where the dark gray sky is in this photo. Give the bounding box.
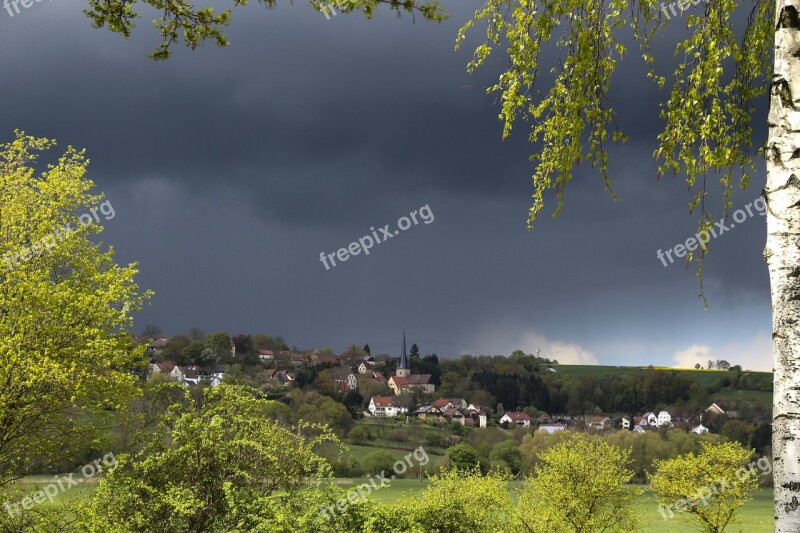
[0,0,772,369]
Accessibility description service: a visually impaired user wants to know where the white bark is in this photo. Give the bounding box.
[769,3,800,530]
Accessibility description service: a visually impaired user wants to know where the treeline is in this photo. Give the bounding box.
[434,353,770,418]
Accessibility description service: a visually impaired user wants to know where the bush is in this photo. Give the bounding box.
[348,426,370,444]
[361,451,397,475]
[331,458,365,477]
[446,444,481,473]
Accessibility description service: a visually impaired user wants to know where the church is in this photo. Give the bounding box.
[387,331,435,395]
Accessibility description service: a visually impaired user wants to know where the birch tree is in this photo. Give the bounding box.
[767,6,800,530]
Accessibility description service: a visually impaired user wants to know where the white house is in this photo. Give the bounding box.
[621,417,631,430]
[642,412,658,426]
[181,368,201,386]
[585,416,611,430]
[169,366,185,383]
[329,369,358,391]
[357,362,369,374]
[369,396,407,417]
[149,360,178,378]
[657,410,672,427]
[500,412,532,427]
[692,424,709,434]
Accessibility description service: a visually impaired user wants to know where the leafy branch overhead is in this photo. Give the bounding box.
[456,0,773,267]
[84,0,447,60]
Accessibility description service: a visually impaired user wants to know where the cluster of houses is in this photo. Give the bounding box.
[412,398,487,427]
[364,397,739,437]
[367,396,490,427]
[621,403,738,434]
[148,360,225,387]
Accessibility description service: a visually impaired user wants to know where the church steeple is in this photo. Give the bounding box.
[396,329,410,377]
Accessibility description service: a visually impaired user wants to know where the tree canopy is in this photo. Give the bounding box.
[0,132,149,487]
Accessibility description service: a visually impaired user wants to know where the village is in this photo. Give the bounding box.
[144,332,749,439]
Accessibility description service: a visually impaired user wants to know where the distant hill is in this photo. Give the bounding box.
[552,364,772,383]
[550,364,773,410]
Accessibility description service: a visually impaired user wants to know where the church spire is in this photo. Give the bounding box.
[396,329,411,377]
[400,329,408,369]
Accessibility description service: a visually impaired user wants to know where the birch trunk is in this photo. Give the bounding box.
[769,3,800,530]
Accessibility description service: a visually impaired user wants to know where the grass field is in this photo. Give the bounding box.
[6,475,100,512]
[344,444,437,463]
[336,478,775,532]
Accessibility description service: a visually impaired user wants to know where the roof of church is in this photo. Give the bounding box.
[391,374,432,387]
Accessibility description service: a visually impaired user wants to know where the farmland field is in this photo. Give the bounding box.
[552,364,771,384]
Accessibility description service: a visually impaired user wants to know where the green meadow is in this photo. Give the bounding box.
[335,478,775,532]
[9,474,774,532]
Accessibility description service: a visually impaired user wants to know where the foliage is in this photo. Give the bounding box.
[365,467,513,532]
[251,334,288,352]
[456,0,774,295]
[721,419,754,447]
[361,450,397,475]
[85,0,447,60]
[445,443,481,473]
[602,429,723,484]
[206,330,232,363]
[437,354,729,416]
[73,384,351,532]
[0,132,149,486]
[409,353,441,386]
[649,441,761,533]
[348,425,370,444]
[289,389,354,436]
[517,433,641,532]
[489,440,523,475]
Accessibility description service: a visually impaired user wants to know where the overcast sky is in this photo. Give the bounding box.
[0,0,772,370]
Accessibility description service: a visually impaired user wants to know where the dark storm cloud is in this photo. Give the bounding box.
[0,0,772,368]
